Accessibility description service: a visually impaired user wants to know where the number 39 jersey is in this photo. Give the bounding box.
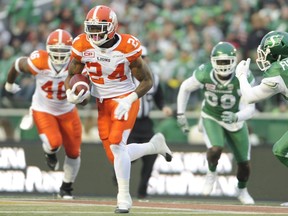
[27,50,74,115]
[194,63,255,121]
[71,33,142,99]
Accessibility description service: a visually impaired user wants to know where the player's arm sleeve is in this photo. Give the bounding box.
[238,75,280,104]
[177,74,202,114]
[236,98,256,122]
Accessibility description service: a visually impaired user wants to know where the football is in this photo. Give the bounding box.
[69,74,90,95]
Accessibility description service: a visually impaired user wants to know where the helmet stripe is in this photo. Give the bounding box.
[58,29,62,44]
[93,6,100,20]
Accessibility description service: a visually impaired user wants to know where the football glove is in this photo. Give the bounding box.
[5,82,21,93]
[113,92,138,120]
[235,58,251,79]
[177,114,190,134]
[66,88,90,104]
[221,111,238,124]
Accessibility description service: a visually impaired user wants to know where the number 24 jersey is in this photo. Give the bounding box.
[71,33,142,100]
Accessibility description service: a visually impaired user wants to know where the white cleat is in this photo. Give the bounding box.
[116,193,132,213]
[237,188,255,205]
[202,170,217,196]
[281,202,288,207]
[150,133,172,162]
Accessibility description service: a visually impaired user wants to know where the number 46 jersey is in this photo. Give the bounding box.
[193,62,255,122]
[71,33,142,100]
[27,50,74,115]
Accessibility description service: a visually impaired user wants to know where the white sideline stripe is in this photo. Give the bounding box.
[0,211,282,215]
[1,200,287,215]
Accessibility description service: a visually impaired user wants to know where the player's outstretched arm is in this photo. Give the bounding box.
[5,57,30,94]
[236,58,279,104]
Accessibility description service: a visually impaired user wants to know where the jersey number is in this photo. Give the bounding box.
[41,81,66,100]
[86,62,127,84]
[204,92,236,109]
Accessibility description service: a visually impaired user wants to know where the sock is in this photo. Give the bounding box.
[238,181,247,189]
[63,156,81,183]
[117,178,130,196]
[110,144,131,179]
[126,142,154,162]
[208,164,217,172]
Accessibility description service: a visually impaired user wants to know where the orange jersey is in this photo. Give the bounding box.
[71,33,142,99]
[27,50,75,115]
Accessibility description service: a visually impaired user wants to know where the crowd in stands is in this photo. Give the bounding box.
[0,0,288,112]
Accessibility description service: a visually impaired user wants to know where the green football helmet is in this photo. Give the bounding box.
[211,42,237,77]
[256,31,288,71]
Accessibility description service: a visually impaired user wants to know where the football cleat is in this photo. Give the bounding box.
[280,202,288,207]
[150,133,172,162]
[116,193,131,214]
[58,182,74,200]
[114,207,129,214]
[237,188,255,205]
[202,170,217,196]
[45,153,59,171]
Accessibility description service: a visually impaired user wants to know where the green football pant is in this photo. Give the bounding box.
[202,117,251,163]
[273,130,288,167]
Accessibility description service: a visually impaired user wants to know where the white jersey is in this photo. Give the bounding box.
[71,33,142,100]
[27,50,74,115]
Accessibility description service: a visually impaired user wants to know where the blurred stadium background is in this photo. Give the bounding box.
[0,0,288,205]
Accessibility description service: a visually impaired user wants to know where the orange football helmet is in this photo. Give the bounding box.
[46,29,73,65]
[84,5,118,47]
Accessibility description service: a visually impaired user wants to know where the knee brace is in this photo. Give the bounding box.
[237,161,250,182]
[206,146,223,166]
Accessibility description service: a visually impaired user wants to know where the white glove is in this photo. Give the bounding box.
[5,82,21,93]
[66,88,90,104]
[177,114,190,134]
[235,58,251,79]
[221,111,238,124]
[113,92,138,120]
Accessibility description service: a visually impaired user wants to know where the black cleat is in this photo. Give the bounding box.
[58,182,74,199]
[114,207,129,214]
[165,153,172,162]
[45,153,59,171]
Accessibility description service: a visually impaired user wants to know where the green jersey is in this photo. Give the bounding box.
[263,58,288,99]
[194,63,255,121]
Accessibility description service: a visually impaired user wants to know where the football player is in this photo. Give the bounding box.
[5,29,83,199]
[235,31,288,206]
[177,42,256,204]
[64,5,172,213]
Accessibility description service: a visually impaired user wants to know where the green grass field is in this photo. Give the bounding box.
[0,195,287,216]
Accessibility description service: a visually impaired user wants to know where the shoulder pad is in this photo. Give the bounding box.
[28,50,49,70]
